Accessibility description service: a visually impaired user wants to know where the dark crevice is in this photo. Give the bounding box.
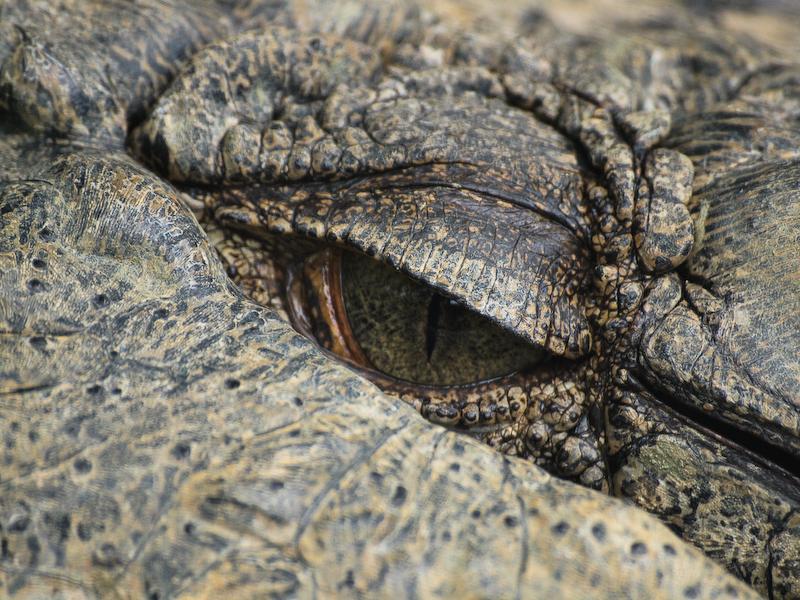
[679,267,717,292]
[425,293,442,362]
[627,377,800,499]
[0,383,57,396]
[766,545,775,600]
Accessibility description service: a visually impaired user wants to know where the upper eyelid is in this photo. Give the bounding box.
[205,172,593,359]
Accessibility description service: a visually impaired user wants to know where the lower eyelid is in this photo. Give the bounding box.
[385,360,587,432]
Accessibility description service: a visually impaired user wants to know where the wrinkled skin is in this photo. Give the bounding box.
[1,1,800,598]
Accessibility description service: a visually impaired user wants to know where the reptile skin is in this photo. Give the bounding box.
[1,1,800,598]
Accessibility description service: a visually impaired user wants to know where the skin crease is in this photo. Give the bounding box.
[1,1,800,599]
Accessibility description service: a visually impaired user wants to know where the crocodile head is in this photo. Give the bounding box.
[1,1,799,598]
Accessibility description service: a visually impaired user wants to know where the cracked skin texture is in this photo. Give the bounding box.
[1,1,800,599]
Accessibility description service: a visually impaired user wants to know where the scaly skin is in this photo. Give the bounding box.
[1,1,799,598]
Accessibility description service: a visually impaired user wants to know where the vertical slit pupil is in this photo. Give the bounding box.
[425,293,442,361]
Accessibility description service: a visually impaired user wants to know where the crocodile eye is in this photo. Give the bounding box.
[286,247,546,386]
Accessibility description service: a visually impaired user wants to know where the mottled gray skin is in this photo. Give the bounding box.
[1,0,799,598]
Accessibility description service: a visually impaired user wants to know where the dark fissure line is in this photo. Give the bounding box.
[189,161,589,243]
[679,267,716,292]
[633,378,800,493]
[766,548,775,600]
[675,398,800,482]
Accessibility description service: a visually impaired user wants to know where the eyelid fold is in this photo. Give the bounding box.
[210,172,593,360]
